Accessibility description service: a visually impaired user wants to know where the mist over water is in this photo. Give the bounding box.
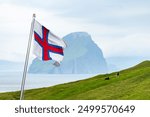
[0,71,95,92]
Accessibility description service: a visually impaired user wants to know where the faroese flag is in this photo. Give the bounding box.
[33,20,66,64]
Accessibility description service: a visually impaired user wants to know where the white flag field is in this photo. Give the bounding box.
[33,20,67,64]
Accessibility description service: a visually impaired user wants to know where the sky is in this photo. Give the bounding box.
[0,0,150,62]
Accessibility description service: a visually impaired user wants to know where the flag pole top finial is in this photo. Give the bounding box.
[33,13,36,18]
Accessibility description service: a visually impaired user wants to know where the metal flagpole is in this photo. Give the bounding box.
[20,14,36,100]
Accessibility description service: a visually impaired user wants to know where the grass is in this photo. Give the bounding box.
[0,60,150,100]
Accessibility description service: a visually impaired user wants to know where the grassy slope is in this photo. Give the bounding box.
[0,60,150,100]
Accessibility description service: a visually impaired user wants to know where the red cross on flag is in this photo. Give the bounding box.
[33,20,66,64]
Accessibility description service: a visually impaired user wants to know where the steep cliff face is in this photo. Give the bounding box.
[28,32,107,74]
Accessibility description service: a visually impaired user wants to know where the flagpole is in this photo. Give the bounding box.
[20,14,36,100]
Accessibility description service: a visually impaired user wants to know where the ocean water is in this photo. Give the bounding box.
[0,71,95,92]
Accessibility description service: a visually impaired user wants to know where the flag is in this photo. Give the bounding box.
[33,20,66,64]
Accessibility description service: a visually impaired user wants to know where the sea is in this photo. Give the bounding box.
[0,71,95,93]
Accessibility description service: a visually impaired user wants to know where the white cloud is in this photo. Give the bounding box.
[0,1,150,62]
[100,34,150,58]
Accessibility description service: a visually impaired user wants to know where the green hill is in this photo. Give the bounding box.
[0,60,150,100]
